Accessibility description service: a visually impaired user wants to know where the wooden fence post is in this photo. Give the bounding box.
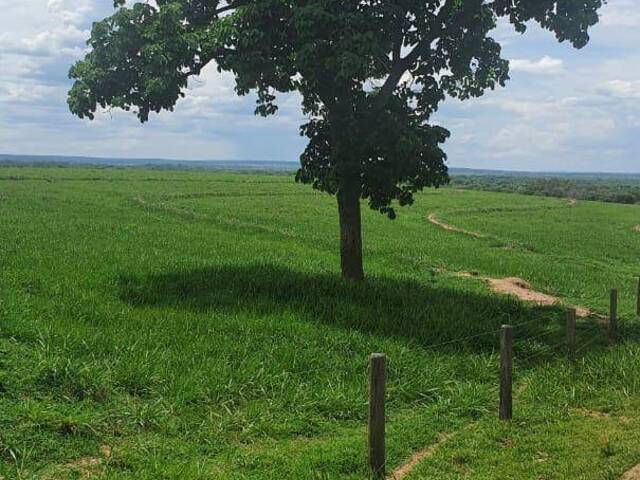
[609,289,618,344]
[369,354,385,479]
[566,308,577,362]
[499,325,513,421]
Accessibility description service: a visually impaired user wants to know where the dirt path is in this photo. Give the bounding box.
[387,433,454,480]
[427,199,578,240]
[624,464,640,479]
[428,199,602,318]
[388,386,614,479]
[453,272,592,317]
[427,212,485,238]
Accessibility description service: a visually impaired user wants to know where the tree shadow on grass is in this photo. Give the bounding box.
[116,263,577,355]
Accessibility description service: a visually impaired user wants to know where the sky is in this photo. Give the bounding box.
[0,1,638,173]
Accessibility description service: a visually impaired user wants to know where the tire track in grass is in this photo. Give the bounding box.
[427,211,534,251]
[426,200,578,246]
[135,192,601,318]
[130,194,302,238]
[399,396,639,479]
[388,432,455,480]
[129,193,341,257]
[393,373,624,479]
[426,212,485,239]
[129,191,599,477]
[427,201,630,274]
[136,192,603,319]
[426,200,605,318]
[159,190,319,200]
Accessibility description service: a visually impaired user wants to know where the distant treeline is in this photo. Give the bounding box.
[0,159,294,175]
[450,175,640,205]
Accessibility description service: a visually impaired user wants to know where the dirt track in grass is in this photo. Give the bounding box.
[427,199,578,240]
[624,464,640,479]
[388,433,454,480]
[452,272,592,317]
[426,212,485,238]
[428,200,596,317]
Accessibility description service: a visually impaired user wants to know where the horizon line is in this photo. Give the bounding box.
[1,152,639,176]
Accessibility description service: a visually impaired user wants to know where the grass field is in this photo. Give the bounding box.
[1,165,640,479]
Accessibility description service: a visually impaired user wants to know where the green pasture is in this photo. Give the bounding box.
[0,166,639,479]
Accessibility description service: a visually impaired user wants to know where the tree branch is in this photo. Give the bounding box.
[377,0,456,101]
[215,1,247,16]
[391,9,405,66]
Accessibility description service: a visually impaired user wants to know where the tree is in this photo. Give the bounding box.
[68,0,604,280]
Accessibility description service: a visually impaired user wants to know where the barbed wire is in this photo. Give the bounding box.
[575,334,605,355]
[577,324,603,336]
[418,315,591,353]
[332,320,610,378]
[510,316,561,329]
[421,327,505,351]
[517,337,574,364]
[517,327,561,343]
[334,311,610,367]
[517,328,608,364]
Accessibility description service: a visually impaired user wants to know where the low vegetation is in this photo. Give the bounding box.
[452,173,640,205]
[1,165,639,479]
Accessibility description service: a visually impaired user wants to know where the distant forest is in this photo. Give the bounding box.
[450,175,640,205]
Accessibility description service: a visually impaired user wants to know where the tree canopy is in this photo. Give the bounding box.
[69,0,604,279]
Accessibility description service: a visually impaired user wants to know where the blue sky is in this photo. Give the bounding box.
[0,1,638,172]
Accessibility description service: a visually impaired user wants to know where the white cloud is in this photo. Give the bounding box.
[47,0,95,25]
[0,25,88,58]
[600,0,640,28]
[0,81,63,104]
[476,94,615,157]
[0,55,40,78]
[509,56,564,75]
[599,80,640,100]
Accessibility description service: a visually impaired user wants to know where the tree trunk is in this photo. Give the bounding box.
[337,183,364,281]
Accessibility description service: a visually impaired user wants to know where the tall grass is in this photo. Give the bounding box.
[0,166,639,479]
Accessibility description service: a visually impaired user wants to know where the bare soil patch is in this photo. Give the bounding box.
[633,225,640,232]
[487,277,557,306]
[623,463,640,479]
[571,408,610,419]
[60,445,112,479]
[571,408,632,426]
[453,272,592,317]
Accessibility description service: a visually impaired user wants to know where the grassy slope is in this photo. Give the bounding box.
[0,166,639,479]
